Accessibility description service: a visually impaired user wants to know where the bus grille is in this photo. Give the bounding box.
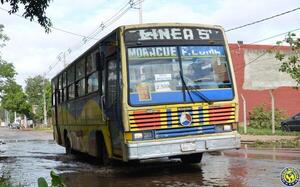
[128,104,236,131]
[154,125,215,139]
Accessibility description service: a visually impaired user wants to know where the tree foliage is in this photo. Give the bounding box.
[275,33,300,85]
[2,79,31,116]
[0,0,52,32]
[0,25,16,97]
[0,25,29,117]
[25,75,51,122]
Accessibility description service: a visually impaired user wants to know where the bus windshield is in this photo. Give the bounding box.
[127,45,232,106]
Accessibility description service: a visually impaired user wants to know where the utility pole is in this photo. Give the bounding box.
[139,0,143,24]
[43,74,48,126]
[269,90,275,134]
[241,94,247,134]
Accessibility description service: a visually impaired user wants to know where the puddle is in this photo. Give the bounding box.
[0,141,299,186]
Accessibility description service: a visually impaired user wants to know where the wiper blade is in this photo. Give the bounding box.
[187,85,211,103]
[179,70,194,103]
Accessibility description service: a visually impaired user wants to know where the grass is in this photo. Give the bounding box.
[32,126,53,133]
[253,139,300,148]
[238,127,300,136]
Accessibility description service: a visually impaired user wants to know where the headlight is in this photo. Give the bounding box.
[133,132,143,140]
[132,131,154,141]
[223,125,232,132]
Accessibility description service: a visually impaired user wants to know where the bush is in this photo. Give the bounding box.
[249,105,287,130]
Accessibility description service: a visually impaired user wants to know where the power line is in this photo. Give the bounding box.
[0,7,97,40]
[44,0,144,77]
[248,27,300,44]
[230,28,300,73]
[225,7,300,32]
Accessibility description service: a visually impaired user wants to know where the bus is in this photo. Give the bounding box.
[52,23,240,164]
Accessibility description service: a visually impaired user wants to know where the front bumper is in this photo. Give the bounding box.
[124,132,240,160]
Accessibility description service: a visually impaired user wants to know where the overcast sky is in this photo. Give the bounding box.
[0,0,300,86]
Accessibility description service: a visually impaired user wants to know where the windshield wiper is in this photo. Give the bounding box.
[179,70,194,103]
[187,85,211,103]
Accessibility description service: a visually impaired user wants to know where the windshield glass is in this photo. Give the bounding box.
[127,46,232,106]
[180,46,231,89]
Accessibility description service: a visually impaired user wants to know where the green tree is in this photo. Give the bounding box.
[0,25,16,97]
[275,33,300,84]
[25,75,51,123]
[1,80,31,116]
[0,0,52,32]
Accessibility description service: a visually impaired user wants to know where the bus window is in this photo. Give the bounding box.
[87,53,97,74]
[58,75,62,90]
[68,83,75,100]
[52,93,56,106]
[67,65,75,85]
[63,88,67,102]
[75,79,85,97]
[106,59,117,107]
[87,72,98,93]
[63,71,67,87]
[76,58,85,80]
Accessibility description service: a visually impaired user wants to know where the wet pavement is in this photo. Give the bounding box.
[0,127,299,187]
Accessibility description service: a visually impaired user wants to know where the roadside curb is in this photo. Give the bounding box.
[0,139,54,143]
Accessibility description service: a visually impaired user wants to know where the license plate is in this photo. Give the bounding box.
[181,142,196,152]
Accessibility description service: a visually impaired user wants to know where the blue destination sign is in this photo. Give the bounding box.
[125,27,224,42]
[128,46,225,59]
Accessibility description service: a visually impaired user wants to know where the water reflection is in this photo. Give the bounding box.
[0,141,299,187]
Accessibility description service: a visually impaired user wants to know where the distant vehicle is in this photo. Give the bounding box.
[281,113,300,131]
[10,122,20,129]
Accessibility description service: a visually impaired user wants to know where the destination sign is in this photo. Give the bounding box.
[128,46,225,59]
[125,27,224,42]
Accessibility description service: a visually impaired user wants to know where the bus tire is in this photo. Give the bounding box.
[97,132,111,166]
[64,131,73,155]
[65,137,72,155]
[180,153,203,164]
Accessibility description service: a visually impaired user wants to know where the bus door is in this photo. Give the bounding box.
[102,34,123,156]
[53,87,61,144]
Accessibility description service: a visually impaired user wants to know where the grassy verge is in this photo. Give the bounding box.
[32,126,53,132]
[253,139,300,148]
[238,127,300,136]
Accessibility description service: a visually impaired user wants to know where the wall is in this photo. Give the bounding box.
[229,44,300,123]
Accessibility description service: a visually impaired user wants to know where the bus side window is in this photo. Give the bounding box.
[87,72,98,93]
[86,51,99,94]
[101,53,105,97]
[67,65,75,100]
[68,84,75,100]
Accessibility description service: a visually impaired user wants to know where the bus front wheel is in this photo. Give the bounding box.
[97,134,111,166]
[65,136,72,155]
[180,153,203,164]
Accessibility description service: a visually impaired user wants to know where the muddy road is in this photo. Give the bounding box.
[0,127,299,187]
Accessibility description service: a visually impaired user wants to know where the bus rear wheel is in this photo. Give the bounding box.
[180,153,203,164]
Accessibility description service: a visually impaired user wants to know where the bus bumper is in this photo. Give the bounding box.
[124,133,240,160]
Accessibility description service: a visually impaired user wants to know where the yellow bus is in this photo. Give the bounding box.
[52,23,240,164]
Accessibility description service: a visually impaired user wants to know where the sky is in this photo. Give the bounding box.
[0,0,300,86]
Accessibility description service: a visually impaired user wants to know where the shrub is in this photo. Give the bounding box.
[249,105,287,129]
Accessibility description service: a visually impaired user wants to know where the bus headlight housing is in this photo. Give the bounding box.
[223,125,232,132]
[133,132,143,140]
[215,124,232,132]
[132,131,154,141]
